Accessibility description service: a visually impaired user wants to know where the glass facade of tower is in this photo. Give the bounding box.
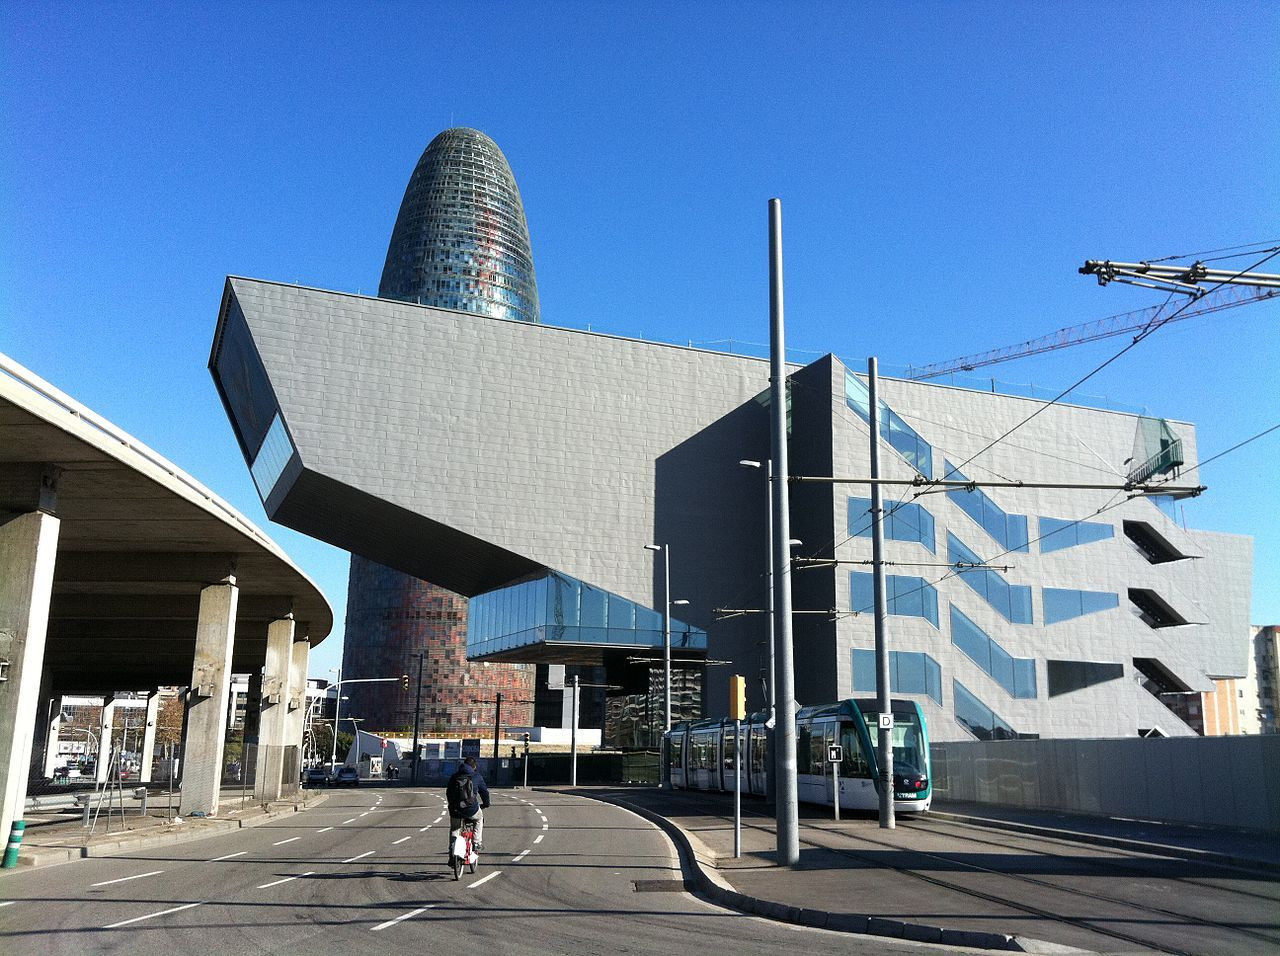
[343,128,541,737]
[379,127,540,324]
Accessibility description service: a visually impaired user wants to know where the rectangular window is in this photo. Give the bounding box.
[845,373,933,477]
[249,413,296,501]
[848,497,936,553]
[1040,517,1115,554]
[944,461,1030,553]
[949,604,1037,698]
[947,533,1034,624]
[851,572,939,627]
[952,680,1020,740]
[1043,588,1120,625]
[852,648,943,705]
[1046,660,1124,696]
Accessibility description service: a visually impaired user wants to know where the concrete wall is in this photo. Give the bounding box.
[931,736,1280,832]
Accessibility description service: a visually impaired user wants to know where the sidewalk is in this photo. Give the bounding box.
[582,787,1280,953]
[7,786,327,869]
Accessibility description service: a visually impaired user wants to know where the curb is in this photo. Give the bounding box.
[588,792,1054,954]
[928,810,1280,876]
[10,791,328,869]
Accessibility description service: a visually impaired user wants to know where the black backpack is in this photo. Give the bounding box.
[447,770,475,814]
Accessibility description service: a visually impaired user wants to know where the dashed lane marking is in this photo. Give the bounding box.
[104,902,201,929]
[371,904,436,931]
[91,870,164,887]
[209,851,248,862]
[392,836,411,845]
[418,825,432,832]
[513,851,528,862]
[273,837,301,846]
[359,811,370,817]
[541,824,548,831]
[534,835,544,844]
[0,901,16,907]
[468,871,500,888]
[317,827,334,833]
[342,850,376,864]
[257,871,314,889]
[341,818,358,825]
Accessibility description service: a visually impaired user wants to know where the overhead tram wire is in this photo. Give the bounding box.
[1144,239,1280,264]
[933,246,1280,491]
[840,422,1280,618]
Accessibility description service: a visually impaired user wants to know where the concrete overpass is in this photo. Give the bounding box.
[0,351,333,838]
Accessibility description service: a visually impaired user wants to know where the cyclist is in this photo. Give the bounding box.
[446,756,490,852]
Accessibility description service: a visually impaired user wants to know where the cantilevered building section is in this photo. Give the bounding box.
[211,277,1252,743]
[343,128,541,734]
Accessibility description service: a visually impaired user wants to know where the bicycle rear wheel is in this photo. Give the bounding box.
[467,858,476,874]
[451,854,462,880]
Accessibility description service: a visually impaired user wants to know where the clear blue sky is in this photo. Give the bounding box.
[3,4,1277,680]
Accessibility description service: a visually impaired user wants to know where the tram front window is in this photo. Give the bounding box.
[893,722,924,775]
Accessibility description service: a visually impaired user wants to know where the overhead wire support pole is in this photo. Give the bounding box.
[868,357,894,830]
[768,197,800,867]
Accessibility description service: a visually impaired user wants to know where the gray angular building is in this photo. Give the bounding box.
[211,275,1253,743]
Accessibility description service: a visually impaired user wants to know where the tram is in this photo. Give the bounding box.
[664,697,932,813]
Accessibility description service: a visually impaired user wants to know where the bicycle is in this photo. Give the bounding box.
[449,817,479,880]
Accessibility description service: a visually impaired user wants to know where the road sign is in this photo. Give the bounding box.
[878,713,894,731]
[827,744,843,764]
[729,675,746,720]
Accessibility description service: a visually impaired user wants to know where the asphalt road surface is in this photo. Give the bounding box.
[0,787,975,955]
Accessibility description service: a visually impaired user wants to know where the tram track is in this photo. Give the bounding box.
[714,801,1278,955]
[907,815,1280,906]
[810,815,1280,955]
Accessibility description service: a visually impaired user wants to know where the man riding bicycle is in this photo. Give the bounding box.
[446,756,490,852]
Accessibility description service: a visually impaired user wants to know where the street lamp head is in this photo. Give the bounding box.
[738,459,762,469]
[789,538,803,548]
[672,599,690,607]
[643,544,662,553]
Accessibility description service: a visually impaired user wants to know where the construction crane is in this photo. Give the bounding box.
[905,257,1279,381]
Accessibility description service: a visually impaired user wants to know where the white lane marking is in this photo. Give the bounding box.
[541,823,548,831]
[513,851,528,862]
[209,851,247,862]
[257,871,314,889]
[433,814,444,823]
[0,901,15,907]
[534,834,544,844]
[359,811,370,817]
[392,836,411,845]
[104,901,201,928]
[317,826,334,833]
[418,825,432,832]
[342,818,358,825]
[273,837,301,846]
[468,871,500,888]
[371,904,435,931]
[91,869,164,887]
[342,850,375,864]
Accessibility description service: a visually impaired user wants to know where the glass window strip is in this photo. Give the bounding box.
[947,533,1034,624]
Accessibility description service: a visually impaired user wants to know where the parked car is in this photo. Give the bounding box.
[333,766,360,787]
[304,767,328,787]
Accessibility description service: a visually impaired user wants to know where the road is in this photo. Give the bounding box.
[0,786,973,955]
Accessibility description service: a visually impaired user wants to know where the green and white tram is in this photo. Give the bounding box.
[665,697,931,813]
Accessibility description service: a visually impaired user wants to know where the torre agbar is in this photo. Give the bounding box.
[211,129,1252,745]
[343,128,541,735]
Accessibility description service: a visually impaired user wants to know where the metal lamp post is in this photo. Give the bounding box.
[328,667,343,771]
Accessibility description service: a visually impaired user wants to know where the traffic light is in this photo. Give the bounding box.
[401,674,410,691]
[729,674,747,721]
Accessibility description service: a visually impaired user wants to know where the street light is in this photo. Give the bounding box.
[643,544,690,737]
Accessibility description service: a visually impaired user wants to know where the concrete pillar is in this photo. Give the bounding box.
[42,701,63,778]
[0,510,60,839]
[253,616,294,803]
[178,576,238,816]
[96,696,116,783]
[139,691,160,784]
[282,636,309,794]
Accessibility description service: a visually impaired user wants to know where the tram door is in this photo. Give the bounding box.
[840,721,873,809]
[748,725,768,796]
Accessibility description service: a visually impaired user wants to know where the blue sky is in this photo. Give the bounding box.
[3,3,1277,680]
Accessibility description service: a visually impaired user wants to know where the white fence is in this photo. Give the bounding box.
[930,735,1280,832]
